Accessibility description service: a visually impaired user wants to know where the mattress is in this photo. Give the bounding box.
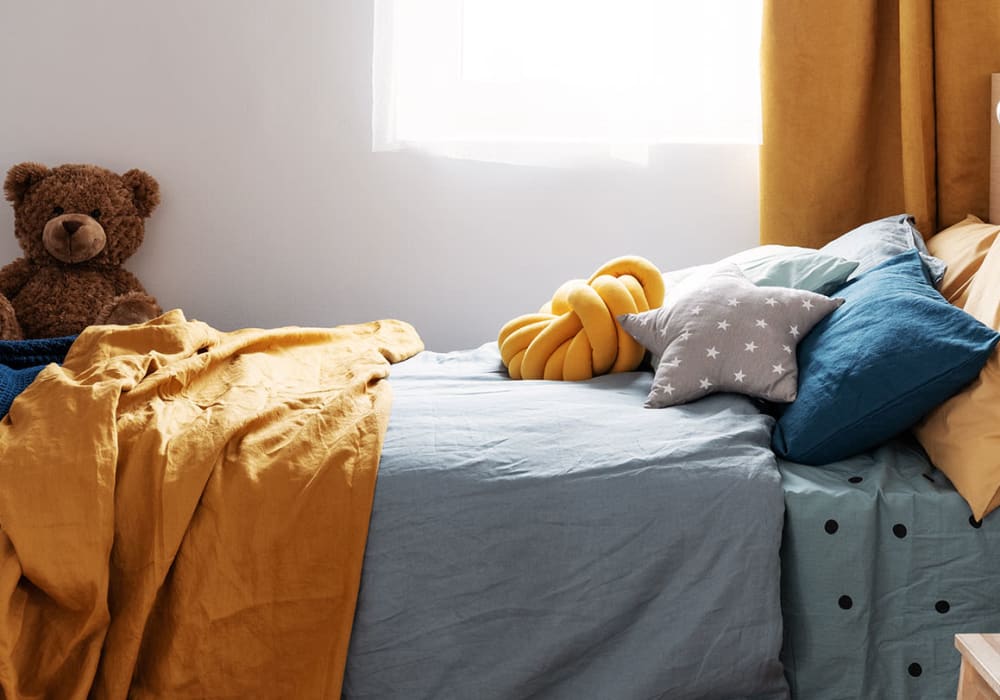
[780,439,1000,700]
[344,344,789,700]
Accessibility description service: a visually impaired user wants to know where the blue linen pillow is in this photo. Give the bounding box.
[820,213,947,285]
[772,249,1000,465]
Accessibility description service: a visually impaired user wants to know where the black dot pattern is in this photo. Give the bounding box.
[777,451,1000,699]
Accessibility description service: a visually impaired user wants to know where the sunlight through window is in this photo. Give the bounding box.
[373,0,762,165]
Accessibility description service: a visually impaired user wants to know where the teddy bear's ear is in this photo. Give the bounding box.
[122,168,161,218]
[4,162,50,205]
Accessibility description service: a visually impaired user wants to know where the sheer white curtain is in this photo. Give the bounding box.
[372,0,762,166]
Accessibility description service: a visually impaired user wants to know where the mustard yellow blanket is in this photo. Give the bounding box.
[0,310,423,698]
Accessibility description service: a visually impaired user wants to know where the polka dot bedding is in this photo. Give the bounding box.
[779,436,1000,699]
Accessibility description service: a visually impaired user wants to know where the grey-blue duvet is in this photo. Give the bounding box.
[344,345,789,700]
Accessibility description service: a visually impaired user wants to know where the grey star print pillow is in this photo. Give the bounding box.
[618,264,844,408]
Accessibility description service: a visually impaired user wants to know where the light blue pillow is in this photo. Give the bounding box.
[724,245,860,295]
[819,213,947,285]
[662,245,859,297]
[772,249,1000,465]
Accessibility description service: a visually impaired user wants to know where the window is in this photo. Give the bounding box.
[372,1,762,165]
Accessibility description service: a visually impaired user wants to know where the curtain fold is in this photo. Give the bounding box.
[760,1,1000,247]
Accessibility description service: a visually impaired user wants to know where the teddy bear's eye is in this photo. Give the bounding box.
[90,209,101,220]
[52,206,64,216]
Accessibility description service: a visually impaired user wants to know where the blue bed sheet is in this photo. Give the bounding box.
[344,345,788,700]
[780,439,1000,699]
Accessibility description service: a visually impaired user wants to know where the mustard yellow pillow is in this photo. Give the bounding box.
[916,227,1000,520]
[926,214,1000,308]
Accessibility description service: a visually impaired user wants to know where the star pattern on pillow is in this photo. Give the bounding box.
[618,264,844,408]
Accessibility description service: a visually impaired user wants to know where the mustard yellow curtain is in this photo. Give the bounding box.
[760,1,1000,247]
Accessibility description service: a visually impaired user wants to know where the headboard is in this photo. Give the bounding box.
[991,73,1000,222]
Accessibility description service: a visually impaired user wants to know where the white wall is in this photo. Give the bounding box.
[0,1,759,351]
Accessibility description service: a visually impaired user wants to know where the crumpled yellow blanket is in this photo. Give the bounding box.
[498,256,665,380]
[0,310,423,699]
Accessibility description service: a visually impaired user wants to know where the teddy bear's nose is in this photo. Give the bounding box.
[62,220,82,236]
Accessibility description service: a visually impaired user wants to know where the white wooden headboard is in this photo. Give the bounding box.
[991,73,1000,222]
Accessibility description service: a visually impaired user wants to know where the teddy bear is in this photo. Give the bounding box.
[0,162,162,340]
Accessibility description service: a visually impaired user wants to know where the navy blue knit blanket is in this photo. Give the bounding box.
[0,336,77,417]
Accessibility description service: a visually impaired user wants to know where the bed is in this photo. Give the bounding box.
[2,311,998,699]
[341,211,1000,699]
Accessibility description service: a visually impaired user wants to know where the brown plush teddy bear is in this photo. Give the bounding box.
[0,162,162,339]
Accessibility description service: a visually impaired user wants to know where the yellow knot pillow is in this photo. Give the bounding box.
[498,256,664,380]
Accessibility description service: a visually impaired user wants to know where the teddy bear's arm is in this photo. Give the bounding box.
[108,267,150,296]
[97,268,162,327]
[0,258,33,299]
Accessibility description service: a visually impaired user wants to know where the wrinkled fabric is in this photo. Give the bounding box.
[0,310,423,699]
[780,438,1000,700]
[760,0,1000,244]
[0,334,75,416]
[345,344,788,700]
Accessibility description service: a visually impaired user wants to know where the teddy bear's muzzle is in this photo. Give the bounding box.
[42,214,107,264]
